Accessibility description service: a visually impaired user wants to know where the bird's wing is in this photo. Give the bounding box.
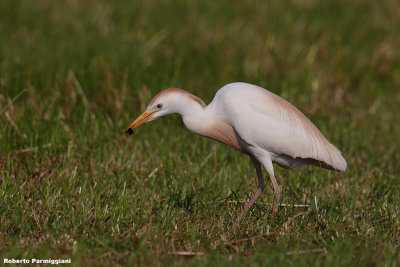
[216,83,347,171]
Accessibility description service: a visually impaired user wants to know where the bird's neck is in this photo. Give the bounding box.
[177,94,243,151]
[178,96,214,135]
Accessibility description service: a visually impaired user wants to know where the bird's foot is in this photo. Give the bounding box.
[268,201,279,219]
[235,210,247,224]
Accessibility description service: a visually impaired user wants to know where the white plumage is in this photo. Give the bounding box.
[209,83,346,171]
[126,82,347,222]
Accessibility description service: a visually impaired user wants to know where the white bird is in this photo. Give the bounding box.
[126,82,347,222]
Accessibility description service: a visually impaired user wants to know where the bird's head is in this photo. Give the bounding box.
[125,90,175,135]
[126,88,203,135]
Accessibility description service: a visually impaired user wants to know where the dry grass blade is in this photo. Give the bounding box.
[286,247,327,256]
[282,211,309,229]
[220,200,310,208]
[167,251,204,256]
[13,144,52,154]
[68,70,89,107]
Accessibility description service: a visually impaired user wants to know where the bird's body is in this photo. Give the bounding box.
[127,82,346,221]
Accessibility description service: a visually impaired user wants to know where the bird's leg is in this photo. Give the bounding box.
[235,158,265,223]
[270,174,281,214]
[257,157,281,215]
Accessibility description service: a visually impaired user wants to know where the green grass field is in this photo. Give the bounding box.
[1,0,400,266]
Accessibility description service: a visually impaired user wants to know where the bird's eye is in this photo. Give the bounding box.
[156,103,163,109]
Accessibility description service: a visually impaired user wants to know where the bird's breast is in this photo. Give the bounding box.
[200,121,243,152]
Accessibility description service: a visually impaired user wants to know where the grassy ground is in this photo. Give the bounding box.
[1,0,400,266]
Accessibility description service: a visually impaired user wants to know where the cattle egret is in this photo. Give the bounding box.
[126,82,347,222]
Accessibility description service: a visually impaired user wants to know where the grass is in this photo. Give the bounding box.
[1,0,400,266]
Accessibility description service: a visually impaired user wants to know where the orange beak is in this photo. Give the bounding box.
[125,110,157,135]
